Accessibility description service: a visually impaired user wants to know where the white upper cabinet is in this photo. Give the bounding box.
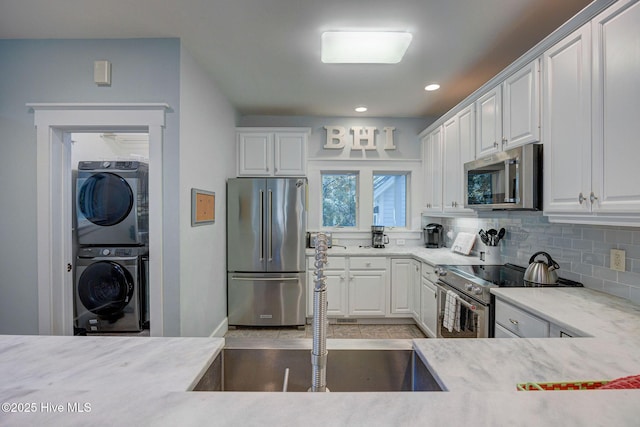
[503,60,541,149]
[475,86,503,157]
[443,105,475,213]
[237,131,273,176]
[476,60,540,158]
[591,0,640,214]
[544,0,640,223]
[237,128,309,177]
[542,24,592,214]
[422,127,443,212]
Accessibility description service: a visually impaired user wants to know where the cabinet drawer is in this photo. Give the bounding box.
[494,323,520,338]
[421,263,437,282]
[307,256,346,270]
[495,299,549,338]
[349,257,387,270]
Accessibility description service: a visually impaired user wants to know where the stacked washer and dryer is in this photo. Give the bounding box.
[74,161,149,333]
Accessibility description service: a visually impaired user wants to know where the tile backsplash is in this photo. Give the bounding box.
[426,212,640,305]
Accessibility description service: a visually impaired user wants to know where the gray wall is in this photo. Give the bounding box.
[179,47,236,337]
[0,39,182,335]
[238,115,435,160]
[431,213,640,305]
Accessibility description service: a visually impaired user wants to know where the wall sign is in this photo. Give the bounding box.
[324,126,396,150]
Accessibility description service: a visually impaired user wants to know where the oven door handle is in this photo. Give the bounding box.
[437,282,477,311]
[458,297,476,311]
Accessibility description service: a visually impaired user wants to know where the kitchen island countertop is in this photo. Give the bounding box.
[3,271,640,425]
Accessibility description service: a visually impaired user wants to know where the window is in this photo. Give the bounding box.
[373,173,407,227]
[322,173,357,227]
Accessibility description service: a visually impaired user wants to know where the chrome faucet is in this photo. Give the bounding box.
[309,232,329,392]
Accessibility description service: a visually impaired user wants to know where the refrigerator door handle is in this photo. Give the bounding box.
[230,276,300,281]
[259,189,264,261]
[268,189,273,261]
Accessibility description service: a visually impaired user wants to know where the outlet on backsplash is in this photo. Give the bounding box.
[610,249,626,272]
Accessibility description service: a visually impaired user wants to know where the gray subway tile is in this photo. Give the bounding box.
[593,265,618,281]
[582,252,604,267]
[602,281,630,300]
[617,270,640,287]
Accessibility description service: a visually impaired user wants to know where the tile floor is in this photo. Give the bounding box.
[225,324,426,339]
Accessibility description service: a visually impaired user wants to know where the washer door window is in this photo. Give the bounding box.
[78,261,134,317]
[78,172,134,226]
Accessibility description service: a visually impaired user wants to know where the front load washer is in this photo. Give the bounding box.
[76,160,148,246]
[74,246,146,333]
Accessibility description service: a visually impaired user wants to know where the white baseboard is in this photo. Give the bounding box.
[210,317,228,338]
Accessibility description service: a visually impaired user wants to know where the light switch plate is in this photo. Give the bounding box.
[610,249,626,272]
[94,60,111,86]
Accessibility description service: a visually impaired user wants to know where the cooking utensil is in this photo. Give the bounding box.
[486,228,498,246]
[498,228,505,240]
[478,229,488,245]
[523,251,560,285]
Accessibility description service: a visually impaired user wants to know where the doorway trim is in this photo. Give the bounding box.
[29,103,168,336]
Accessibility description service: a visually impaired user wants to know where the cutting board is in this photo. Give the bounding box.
[451,232,476,255]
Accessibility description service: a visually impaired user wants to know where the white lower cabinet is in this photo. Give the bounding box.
[307,256,386,318]
[390,258,420,315]
[419,263,439,338]
[494,298,549,338]
[349,269,387,316]
[495,297,585,338]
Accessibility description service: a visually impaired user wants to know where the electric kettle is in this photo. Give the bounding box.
[523,251,560,285]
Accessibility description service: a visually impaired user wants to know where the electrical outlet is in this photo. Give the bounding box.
[397,239,405,246]
[610,249,626,272]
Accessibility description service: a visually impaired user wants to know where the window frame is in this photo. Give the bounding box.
[320,171,360,228]
[372,171,410,229]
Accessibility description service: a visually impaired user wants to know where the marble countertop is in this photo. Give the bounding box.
[306,246,482,266]
[3,273,640,425]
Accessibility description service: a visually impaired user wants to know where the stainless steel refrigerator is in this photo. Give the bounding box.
[227,177,307,326]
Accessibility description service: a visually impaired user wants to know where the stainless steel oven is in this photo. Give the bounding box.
[435,264,582,338]
[436,281,490,338]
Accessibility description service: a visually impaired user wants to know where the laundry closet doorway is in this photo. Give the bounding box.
[30,103,167,337]
[71,132,150,334]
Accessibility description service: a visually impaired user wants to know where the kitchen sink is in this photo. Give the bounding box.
[192,338,442,392]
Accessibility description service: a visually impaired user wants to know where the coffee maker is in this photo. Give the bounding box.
[423,223,444,248]
[371,225,389,248]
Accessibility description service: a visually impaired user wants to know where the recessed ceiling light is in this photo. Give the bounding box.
[321,31,413,64]
[355,106,368,113]
[425,83,440,91]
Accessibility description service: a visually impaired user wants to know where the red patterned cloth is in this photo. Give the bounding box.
[598,375,640,390]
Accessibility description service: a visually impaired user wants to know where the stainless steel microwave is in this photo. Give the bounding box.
[464,144,542,210]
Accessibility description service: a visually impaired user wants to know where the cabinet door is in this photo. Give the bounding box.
[274,132,307,176]
[442,116,461,211]
[458,104,476,165]
[475,86,502,157]
[237,132,273,176]
[307,270,348,317]
[423,128,443,212]
[391,259,412,314]
[349,270,387,316]
[591,0,640,213]
[503,60,540,149]
[411,261,421,319]
[420,278,438,338]
[542,24,592,213]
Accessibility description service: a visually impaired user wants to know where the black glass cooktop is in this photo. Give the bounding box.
[447,263,583,288]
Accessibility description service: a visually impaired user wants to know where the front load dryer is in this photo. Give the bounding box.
[76,160,148,246]
[74,246,146,333]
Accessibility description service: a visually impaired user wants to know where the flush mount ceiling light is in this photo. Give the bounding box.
[321,31,413,64]
[354,106,368,113]
[424,83,440,91]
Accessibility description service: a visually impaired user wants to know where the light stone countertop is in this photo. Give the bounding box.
[306,245,482,266]
[3,260,640,425]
